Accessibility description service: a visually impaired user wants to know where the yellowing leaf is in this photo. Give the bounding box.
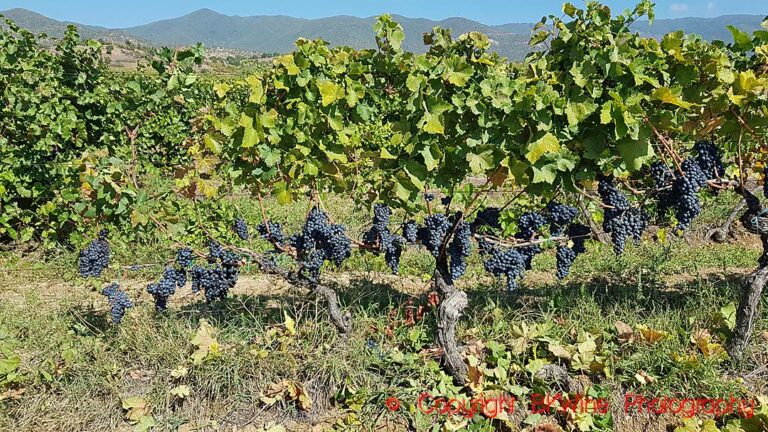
[246,75,264,103]
[122,396,149,422]
[283,311,296,336]
[636,324,669,344]
[526,133,561,163]
[317,80,342,106]
[170,385,191,398]
[191,319,221,365]
[422,112,444,135]
[650,87,694,109]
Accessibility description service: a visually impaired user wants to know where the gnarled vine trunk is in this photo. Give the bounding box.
[726,264,767,359]
[315,283,352,334]
[727,187,767,359]
[249,253,352,334]
[434,257,468,384]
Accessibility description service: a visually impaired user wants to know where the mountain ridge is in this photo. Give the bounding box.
[1,7,765,60]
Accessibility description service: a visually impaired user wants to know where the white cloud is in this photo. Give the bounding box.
[669,3,689,13]
[707,1,716,12]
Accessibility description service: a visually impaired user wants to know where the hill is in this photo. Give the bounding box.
[1,7,765,61]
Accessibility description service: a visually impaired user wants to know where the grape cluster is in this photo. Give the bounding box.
[78,229,110,278]
[544,202,577,235]
[147,266,186,311]
[102,283,133,324]
[208,241,224,262]
[671,158,708,230]
[441,196,452,207]
[470,207,501,232]
[555,246,577,280]
[424,192,435,202]
[694,140,724,180]
[190,246,241,303]
[448,221,472,279]
[483,246,527,291]
[257,221,285,245]
[290,207,352,282]
[176,248,194,269]
[234,218,249,240]
[416,213,450,257]
[598,176,647,255]
[567,223,591,254]
[649,161,674,189]
[362,204,405,274]
[516,212,547,239]
[401,220,418,243]
[513,212,546,268]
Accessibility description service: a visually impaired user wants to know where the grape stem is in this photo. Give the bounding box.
[644,118,685,176]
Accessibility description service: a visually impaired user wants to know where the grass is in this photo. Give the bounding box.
[0,191,766,431]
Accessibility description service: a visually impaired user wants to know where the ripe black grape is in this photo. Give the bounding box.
[649,161,673,189]
[448,221,472,280]
[555,246,577,280]
[471,207,501,232]
[567,223,591,254]
[441,196,452,207]
[424,192,435,202]
[101,283,133,324]
[694,140,724,180]
[257,221,285,245]
[483,246,527,291]
[516,212,547,239]
[598,176,647,255]
[291,207,352,282]
[176,248,194,269]
[417,213,450,257]
[401,220,418,243]
[544,202,577,235]
[669,158,708,231]
[362,205,404,274]
[147,266,186,311]
[78,230,110,278]
[234,218,249,240]
[190,249,241,303]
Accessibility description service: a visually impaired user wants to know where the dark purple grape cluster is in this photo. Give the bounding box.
[78,229,110,278]
[102,283,133,324]
[417,213,450,257]
[598,175,648,255]
[693,140,724,180]
[483,246,527,291]
[544,202,577,235]
[401,220,418,243]
[567,223,591,254]
[670,158,708,231]
[470,207,501,232]
[290,207,352,282]
[257,221,285,245]
[448,221,472,280]
[441,196,452,207]
[516,212,547,239]
[424,192,435,202]
[190,248,241,303]
[208,241,224,262]
[649,161,674,189]
[362,204,405,274]
[555,246,577,280]
[147,266,187,311]
[234,218,249,240]
[176,248,194,269]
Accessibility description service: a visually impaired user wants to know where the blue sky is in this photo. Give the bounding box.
[0,1,764,27]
